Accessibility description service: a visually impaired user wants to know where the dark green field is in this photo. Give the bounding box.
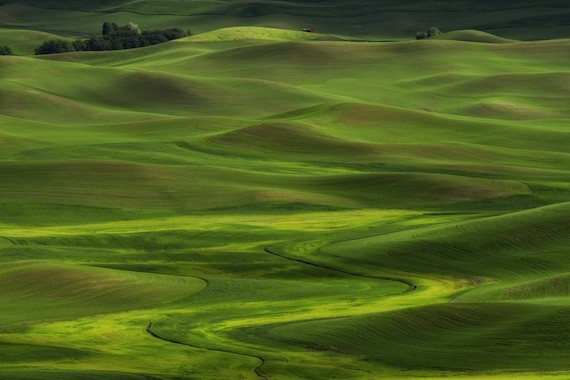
[1,0,570,42]
[0,1,569,379]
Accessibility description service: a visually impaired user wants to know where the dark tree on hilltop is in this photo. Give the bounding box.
[159,28,187,40]
[72,39,88,51]
[35,40,76,55]
[35,22,191,55]
[416,31,428,40]
[426,26,443,37]
[0,44,14,55]
[416,26,443,39]
[102,21,119,36]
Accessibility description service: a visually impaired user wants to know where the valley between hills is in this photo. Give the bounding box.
[0,1,569,379]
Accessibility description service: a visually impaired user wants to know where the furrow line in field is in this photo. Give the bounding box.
[264,247,416,293]
[146,322,269,380]
[0,236,15,245]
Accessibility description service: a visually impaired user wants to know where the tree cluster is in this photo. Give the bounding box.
[0,44,14,55]
[35,22,191,55]
[416,27,443,40]
[35,40,76,55]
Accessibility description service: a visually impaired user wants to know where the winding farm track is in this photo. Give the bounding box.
[0,236,15,245]
[264,247,417,292]
[146,322,269,380]
[145,245,416,380]
[143,268,268,379]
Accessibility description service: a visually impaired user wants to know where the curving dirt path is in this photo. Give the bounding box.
[264,247,416,292]
[146,322,269,380]
[146,246,415,380]
[0,236,15,245]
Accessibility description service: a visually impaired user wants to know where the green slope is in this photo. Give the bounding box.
[435,29,517,43]
[0,28,72,55]
[0,1,569,39]
[0,26,568,379]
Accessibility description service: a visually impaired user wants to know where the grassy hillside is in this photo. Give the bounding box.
[435,30,517,43]
[0,28,72,54]
[0,25,568,379]
[0,0,569,39]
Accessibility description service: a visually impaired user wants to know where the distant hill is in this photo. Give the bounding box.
[435,30,516,43]
[186,26,336,42]
[0,0,568,39]
[0,19,569,380]
[0,28,72,54]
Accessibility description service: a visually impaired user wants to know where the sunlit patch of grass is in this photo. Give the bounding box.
[0,26,568,379]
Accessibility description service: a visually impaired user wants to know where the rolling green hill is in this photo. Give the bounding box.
[0,0,569,40]
[0,28,72,54]
[0,22,568,380]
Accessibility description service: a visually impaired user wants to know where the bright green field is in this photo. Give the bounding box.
[0,24,569,379]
